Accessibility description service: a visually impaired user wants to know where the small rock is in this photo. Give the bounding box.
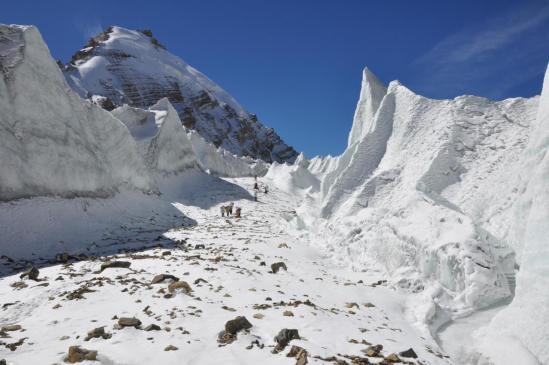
[271,262,287,273]
[2,325,22,332]
[217,330,236,345]
[164,345,178,351]
[399,348,418,358]
[283,310,294,317]
[0,360,5,365]
[144,324,161,331]
[362,344,383,357]
[225,316,252,335]
[99,261,131,272]
[65,346,97,363]
[274,328,300,352]
[168,281,192,294]
[151,274,179,284]
[10,281,27,289]
[19,267,39,281]
[287,345,308,365]
[85,327,111,341]
[385,353,400,362]
[253,313,264,319]
[117,317,141,328]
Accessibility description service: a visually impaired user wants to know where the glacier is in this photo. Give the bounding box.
[0,21,548,365]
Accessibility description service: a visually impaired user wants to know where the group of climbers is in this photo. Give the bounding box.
[220,202,241,218]
[219,176,269,218]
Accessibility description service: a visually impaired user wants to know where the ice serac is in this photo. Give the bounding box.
[0,24,153,201]
[301,67,540,329]
[483,63,549,365]
[147,98,198,174]
[112,100,268,178]
[347,67,388,146]
[63,26,297,163]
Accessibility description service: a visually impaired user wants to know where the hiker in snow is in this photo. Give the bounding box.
[220,205,225,217]
[228,202,234,216]
[264,185,269,194]
[253,182,259,191]
[235,207,241,218]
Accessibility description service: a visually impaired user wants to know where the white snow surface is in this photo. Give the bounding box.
[0,177,449,365]
[0,24,153,200]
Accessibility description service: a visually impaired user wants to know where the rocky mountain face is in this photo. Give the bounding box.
[62,26,297,163]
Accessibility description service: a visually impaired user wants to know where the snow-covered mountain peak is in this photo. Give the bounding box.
[63,26,298,163]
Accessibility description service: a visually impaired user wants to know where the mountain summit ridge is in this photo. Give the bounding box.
[62,26,298,163]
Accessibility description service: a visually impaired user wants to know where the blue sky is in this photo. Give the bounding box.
[3,0,549,157]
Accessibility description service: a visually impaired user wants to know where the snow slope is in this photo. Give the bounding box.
[113,100,268,178]
[0,177,448,365]
[0,24,153,200]
[63,26,297,163]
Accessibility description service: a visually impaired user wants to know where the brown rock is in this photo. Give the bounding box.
[362,344,383,357]
[225,316,252,335]
[19,267,39,281]
[1,325,22,332]
[85,327,111,341]
[117,317,141,328]
[65,346,97,363]
[168,281,192,294]
[385,353,400,362]
[283,310,294,317]
[271,262,287,273]
[99,261,131,272]
[164,345,178,351]
[151,274,179,284]
[287,346,308,365]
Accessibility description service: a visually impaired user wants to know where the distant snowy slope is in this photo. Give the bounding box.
[63,26,297,163]
[0,24,153,200]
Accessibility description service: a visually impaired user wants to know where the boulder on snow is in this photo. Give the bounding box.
[167,281,192,294]
[84,327,111,341]
[99,261,131,272]
[19,267,39,281]
[274,328,300,352]
[65,346,97,363]
[398,348,417,358]
[225,316,252,335]
[271,262,287,273]
[117,317,141,328]
[151,274,179,284]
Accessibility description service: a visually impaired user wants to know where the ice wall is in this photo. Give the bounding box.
[113,100,268,178]
[484,63,549,364]
[0,24,153,200]
[300,67,539,324]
